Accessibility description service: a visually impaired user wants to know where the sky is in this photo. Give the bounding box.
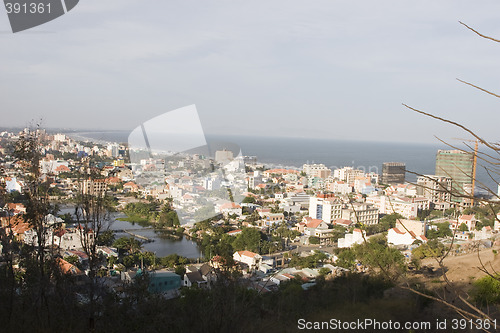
[1,0,500,144]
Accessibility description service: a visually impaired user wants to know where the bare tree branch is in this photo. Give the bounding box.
[457,78,500,99]
[402,104,498,152]
[459,21,500,43]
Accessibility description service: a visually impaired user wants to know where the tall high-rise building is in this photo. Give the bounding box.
[435,150,474,202]
[381,162,405,185]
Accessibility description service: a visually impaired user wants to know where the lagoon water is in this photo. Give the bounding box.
[60,207,202,259]
[108,213,203,259]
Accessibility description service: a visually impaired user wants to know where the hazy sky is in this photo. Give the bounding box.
[1,1,500,144]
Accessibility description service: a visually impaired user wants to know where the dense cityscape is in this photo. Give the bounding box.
[0,127,499,332]
[3,1,500,331]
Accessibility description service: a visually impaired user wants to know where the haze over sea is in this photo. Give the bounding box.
[68,130,496,194]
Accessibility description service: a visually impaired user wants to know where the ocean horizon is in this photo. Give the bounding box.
[64,130,493,190]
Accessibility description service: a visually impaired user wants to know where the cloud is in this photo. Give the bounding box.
[0,0,500,143]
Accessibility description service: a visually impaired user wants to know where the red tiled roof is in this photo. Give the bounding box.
[54,229,67,237]
[55,165,70,172]
[238,250,258,258]
[391,227,405,235]
[265,169,299,174]
[57,258,83,275]
[220,202,241,210]
[106,177,121,184]
[334,219,353,226]
[306,219,323,229]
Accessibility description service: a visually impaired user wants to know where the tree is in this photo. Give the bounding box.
[379,213,403,229]
[232,228,263,253]
[400,21,500,327]
[335,248,356,270]
[242,196,256,204]
[458,223,469,232]
[352,236,406,281]
[289,250,328,269]
[427,222,453,239]
[308,236,320,245]
[319,267,331,277]
[97,230,116,246]
[411,240,446,260]
[472,275,500,306]
[159,209,179,227]
[113,237,143,255]
[73,161,113,331]
[13,127,56,328]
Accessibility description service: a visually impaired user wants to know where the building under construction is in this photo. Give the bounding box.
[381,162,405,185]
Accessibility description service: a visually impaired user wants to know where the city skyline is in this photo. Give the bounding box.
[1,1,500,144]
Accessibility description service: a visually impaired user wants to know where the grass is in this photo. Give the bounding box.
[117,214,149,224]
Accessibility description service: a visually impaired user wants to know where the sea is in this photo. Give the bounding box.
[65,130,497,194]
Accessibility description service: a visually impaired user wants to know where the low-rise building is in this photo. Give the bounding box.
[308,194,342,223]
[458,214,477,231]
[341,203,379,225]
[233,250,262,271]
[149,270,182,297]
[338,229,365,248]
[387,228,427,246]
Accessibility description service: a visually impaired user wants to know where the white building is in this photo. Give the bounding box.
[219,202,242,216]
[388,228,427,246]
[40,159,70,175]
[224,156,245,173]
[396,219,426,237]
[303,218,329,236]
[474,226,494,241]
[203,176,221,190]
[302,163,331,178]
[457,214,477,231]
[338,229,365,248]
[233,250,262,270]
[308,195,342,223]
[353,177,376,195]
[341,203,379,225]
[286,191,311,209]
[326,179,353,195]
[366,195,421,219]
[5,177,22,193]
[333,167,364,184]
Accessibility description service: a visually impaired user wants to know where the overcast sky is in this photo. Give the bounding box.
[1,0,500,144]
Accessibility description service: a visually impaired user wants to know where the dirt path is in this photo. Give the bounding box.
[421,244,500,284]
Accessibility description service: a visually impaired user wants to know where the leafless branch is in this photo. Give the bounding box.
[457,78,500,99]
[459,21,500,43]
[402,104,498,152]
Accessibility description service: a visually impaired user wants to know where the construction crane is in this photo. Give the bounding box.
[451,138,479,206]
